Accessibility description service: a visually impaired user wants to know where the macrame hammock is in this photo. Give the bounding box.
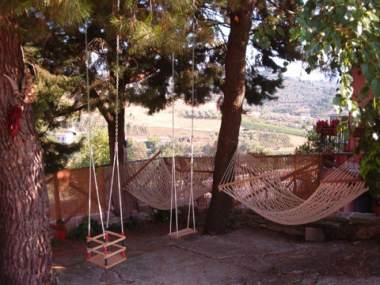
[218,152,368,225]
[85,0,127,269]
[125,154,213,211]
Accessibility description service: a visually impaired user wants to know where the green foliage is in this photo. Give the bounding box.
[30,53,84,172]
[360,145,380,197]
[69,127,110,168]
[295,129,320,153]
[42,139,82,173]
[160,140,192,157]
[295,0,380,190]
[127,139,148,161]
[242,116,305,137]
[239,129,292,154]
[145,136,161,155]
[1,0,91,45]
[67,217,102,241]
[151,209,170,223]
[125,216,139,231]
[7,1,304,172]
[294,0,380,117]
[106,217,139,232]
[244,1,302,105]
[201,140,218,156]
[359,102,380,197]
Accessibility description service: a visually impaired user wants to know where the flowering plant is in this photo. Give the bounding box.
[315,119,340,136]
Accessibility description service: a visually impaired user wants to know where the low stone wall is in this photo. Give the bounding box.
[230,208,380,241]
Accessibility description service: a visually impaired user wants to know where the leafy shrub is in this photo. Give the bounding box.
[68,217,102,241]
[151,209,170,223]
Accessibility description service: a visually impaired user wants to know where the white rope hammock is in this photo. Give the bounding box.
[125,155,213,210]
[218,153,368,225]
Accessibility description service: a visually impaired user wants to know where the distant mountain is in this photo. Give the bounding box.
[247,77,338,131]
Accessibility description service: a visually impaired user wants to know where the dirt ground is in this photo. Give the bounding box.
[53,223,380,285]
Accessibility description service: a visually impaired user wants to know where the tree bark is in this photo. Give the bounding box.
[204,0,256,234]
[0,26,52,284]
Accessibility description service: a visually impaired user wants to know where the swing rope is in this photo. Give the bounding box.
[86,24,106,238]
[169,1,197,237]
[106,0,124,234]
[169,53,178,235]
[187,0,196,230]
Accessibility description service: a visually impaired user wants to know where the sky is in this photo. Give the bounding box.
[283,61,332,81]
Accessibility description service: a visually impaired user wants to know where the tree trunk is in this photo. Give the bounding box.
[0,27,52,284]
[106,107,138,218]
[204,0,256,234]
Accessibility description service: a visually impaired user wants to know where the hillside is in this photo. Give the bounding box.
[70,77,337,157]
[121,77,338,155]
[246,77,337,130]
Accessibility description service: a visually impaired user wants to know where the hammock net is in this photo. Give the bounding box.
[218,153,368,225]
[125,154,214,210]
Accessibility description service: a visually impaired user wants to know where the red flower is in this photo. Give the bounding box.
[315,119,340,136]
[316,120,329,134]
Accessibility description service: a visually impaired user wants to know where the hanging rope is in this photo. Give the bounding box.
[169,53,178,236]
[86,24,106,238]
[187,0,196,230]
[169,1,198,237]
[106,0,124,234]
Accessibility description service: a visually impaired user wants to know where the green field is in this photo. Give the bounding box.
[242,117,306,137]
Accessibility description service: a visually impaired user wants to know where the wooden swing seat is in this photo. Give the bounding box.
[86,230,127,269]
[168,227,198,239]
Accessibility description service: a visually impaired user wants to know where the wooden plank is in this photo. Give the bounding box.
[168,228,197,239]
[88,232,107,241]
[105,246,126,259]
[104,236,125,247]
[87,242,108,254]
[89,248,106,256]
[87,252,127,269]
[106,230,126,239]
[87,232,126,250]
[90,245,126,259]
[87,238,103,245]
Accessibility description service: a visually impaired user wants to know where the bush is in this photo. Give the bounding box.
[151,209,170,223]
[68,127,110,168]
[360,142,380,197]
[67,217,102,241]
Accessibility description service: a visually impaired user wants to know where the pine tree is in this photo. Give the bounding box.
[203,0,302,233]
[0,2,90,283]
[32,1,222,214]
